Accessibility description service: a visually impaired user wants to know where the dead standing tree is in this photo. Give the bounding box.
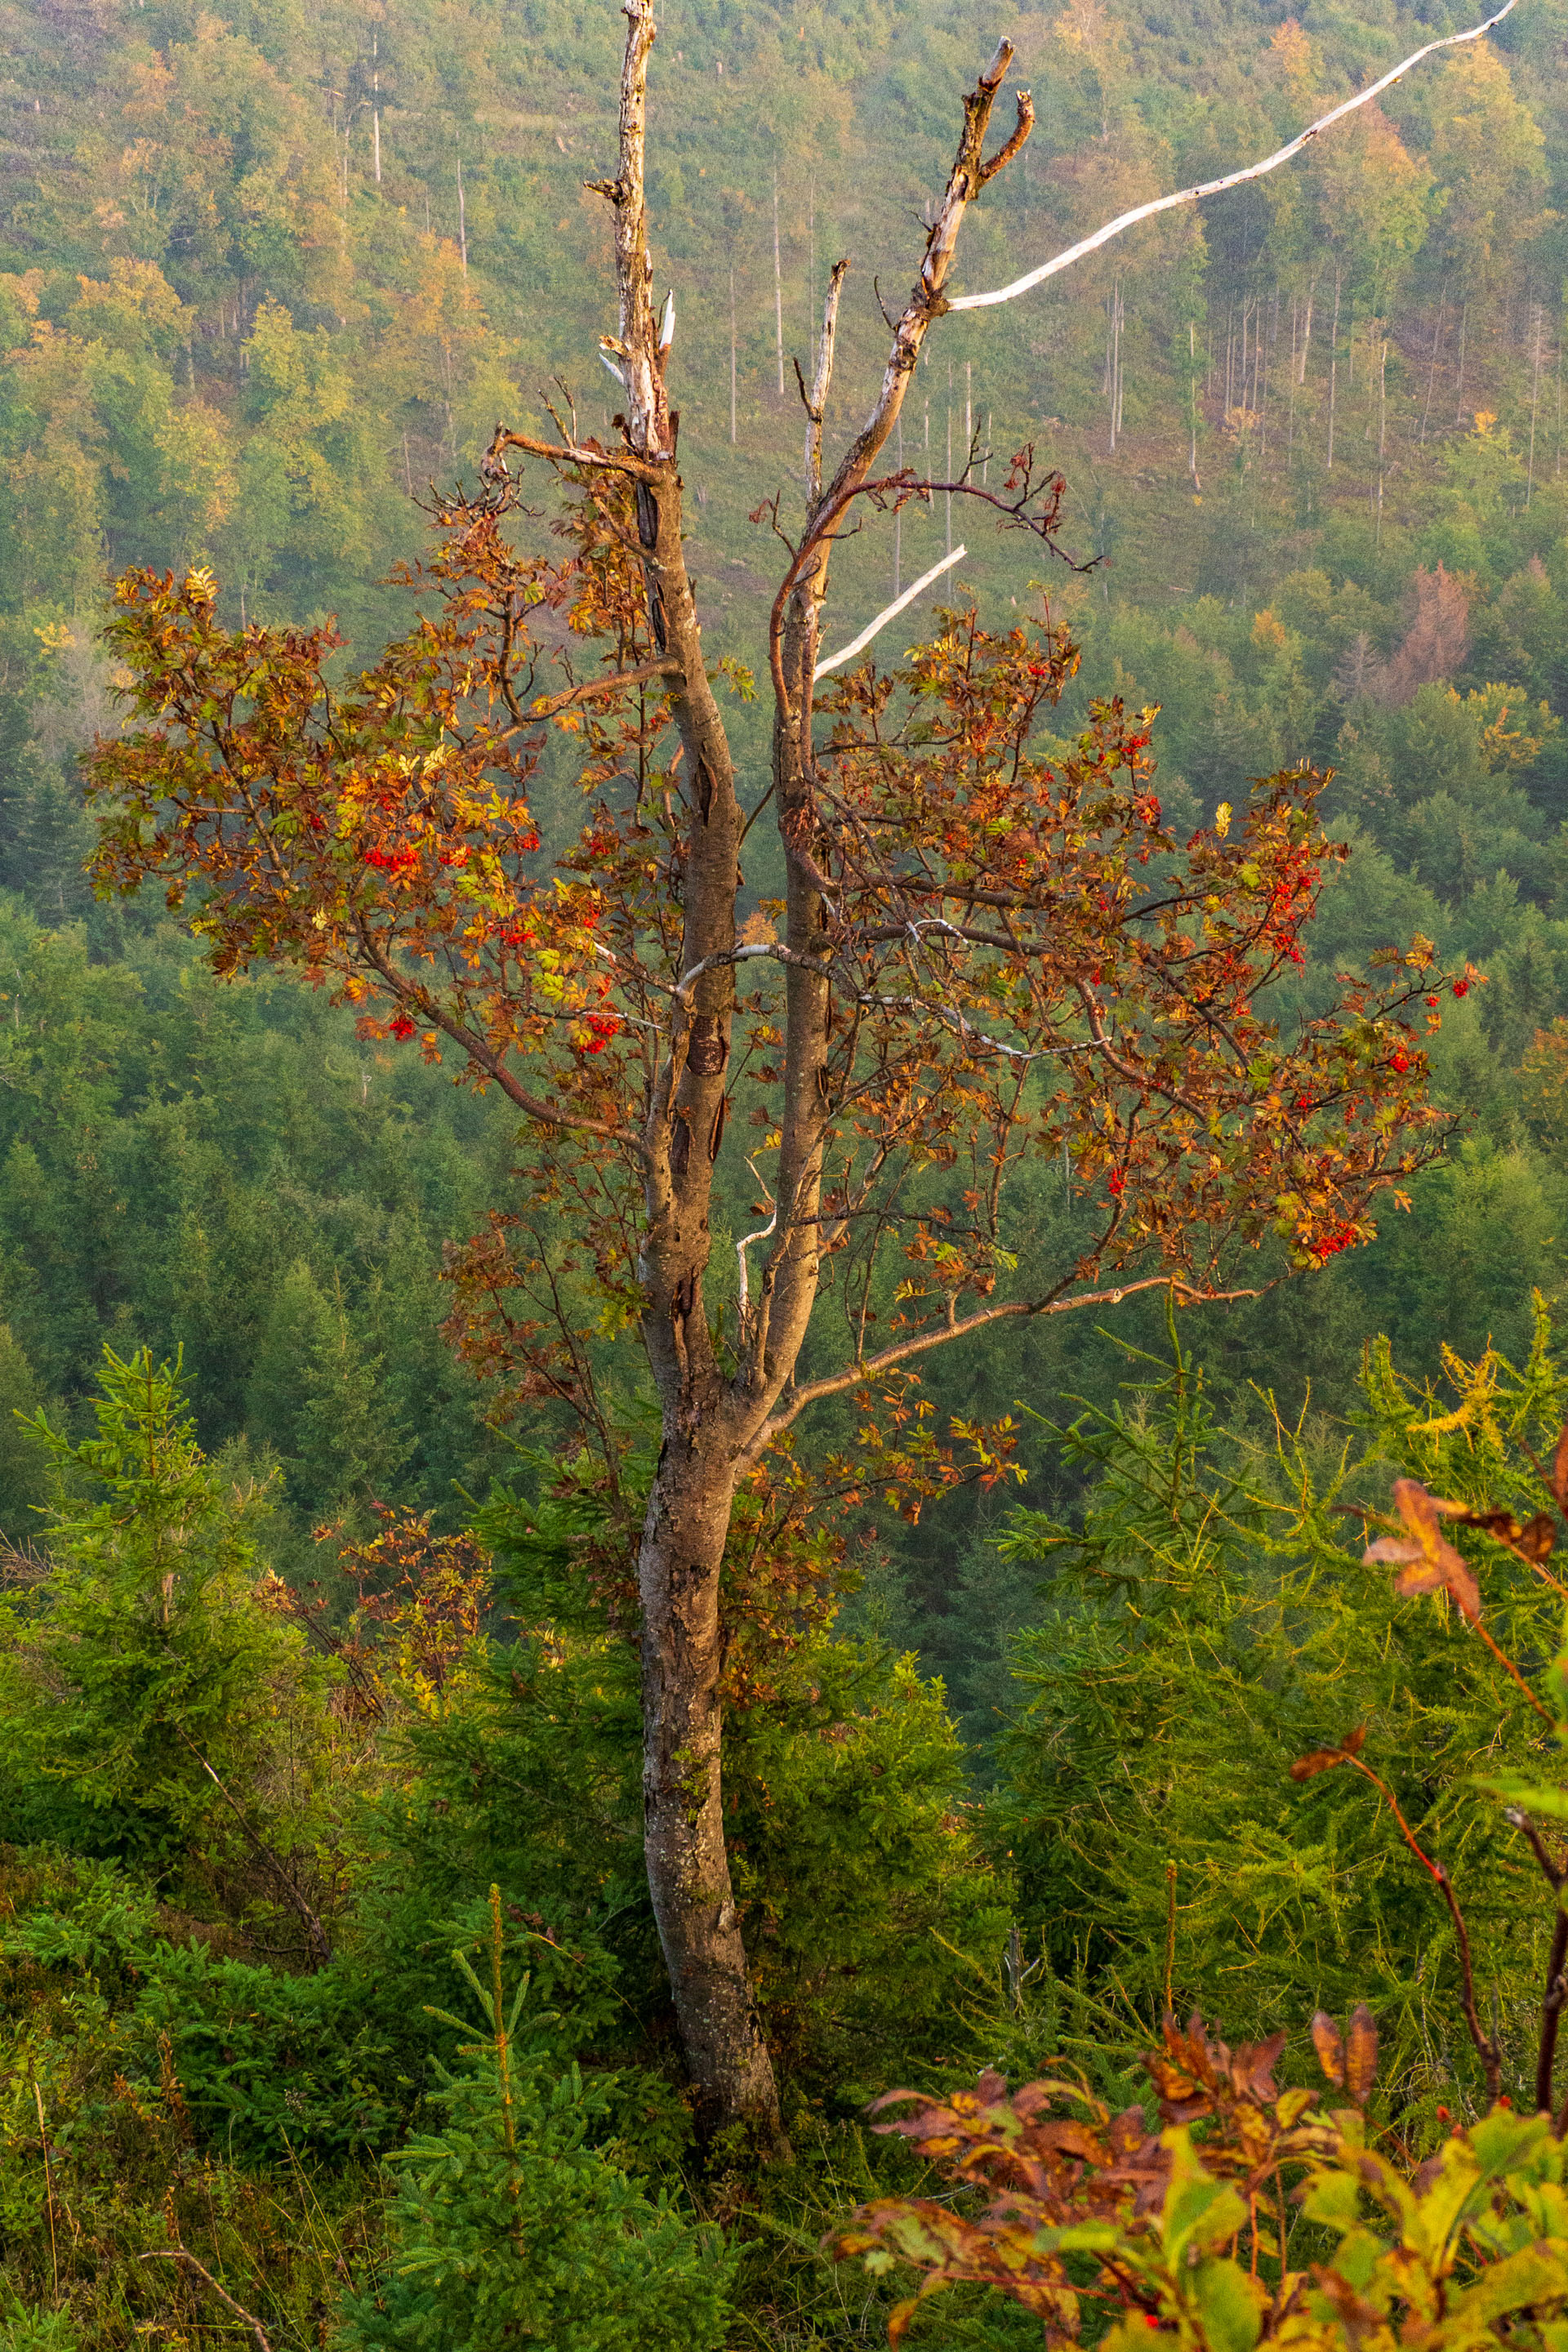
[86,0,1519,2144]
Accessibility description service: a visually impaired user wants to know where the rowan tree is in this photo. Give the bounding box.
[86,0,1505,2144]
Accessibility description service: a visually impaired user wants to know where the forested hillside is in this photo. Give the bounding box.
[6,0,1568,2341]
[3,0,1568,1592]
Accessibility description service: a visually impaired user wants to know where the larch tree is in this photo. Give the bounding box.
[87,0,1517,2145]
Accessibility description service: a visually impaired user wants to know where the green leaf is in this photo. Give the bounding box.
[1162,2133,1248,2263]
[1186,2256,1265,2352]
[1474,1769,1568,1820]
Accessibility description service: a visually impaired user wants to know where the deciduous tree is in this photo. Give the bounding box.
[87,0,1488,2143]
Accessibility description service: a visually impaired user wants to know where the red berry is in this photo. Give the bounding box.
[1453,980,1469,997]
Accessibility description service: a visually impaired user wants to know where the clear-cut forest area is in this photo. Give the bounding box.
[8,0,1568,2341]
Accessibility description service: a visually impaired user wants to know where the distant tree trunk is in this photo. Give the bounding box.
[1375,337,1388,546]
[773,166,784,394]
[1327,270,1341,468]
[1421,288,1446,444]
[1527,301,1544,503]
[1298,279,1315,384]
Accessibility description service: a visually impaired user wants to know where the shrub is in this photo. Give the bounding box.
[834,2014,1568,2350]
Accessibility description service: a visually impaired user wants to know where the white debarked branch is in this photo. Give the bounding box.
[736,1158,777,1316]
[814,545,968,680]
[948,0,1521,314]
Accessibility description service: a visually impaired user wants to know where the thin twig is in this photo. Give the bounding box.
[1502,1808,1568,2114]
[33,2076,57,2301]
[138,2253,274,2352]
[171,1724,332,1971]
[1343,1753,1501,2100]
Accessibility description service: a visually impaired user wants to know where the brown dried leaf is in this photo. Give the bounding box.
[1462,1508,1557,1563]
[1232,2029,1287,2100]
[1554,1423,1568,1512]
[1145,2054,1205,2101]
[1365,1478,1482,1622]
[1290,1729,1364,1782]
[1521,1512,1557,1561]
[1311,2010,1346,2088]
[1345,2001,1378,2104]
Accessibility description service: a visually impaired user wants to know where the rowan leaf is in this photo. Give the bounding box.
[1462,1508,1556,1562]
[1365,1478,1481,1621]
[1311,2010,1346,2088]
[1344,2002,1378,2105]
[1291,1728,1365,1783]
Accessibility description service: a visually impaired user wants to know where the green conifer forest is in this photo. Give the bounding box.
[11,0,1568,2338]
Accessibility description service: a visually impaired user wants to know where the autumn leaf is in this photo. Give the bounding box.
[1365,1477,1481,1621]
[1290,1726,1366,1783]
[1311,2011,1346,2088]
[1344,2002,1378,2104]
[1461,1508,1556,1564]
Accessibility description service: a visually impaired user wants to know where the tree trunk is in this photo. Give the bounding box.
[579,0,1031,2150]
[637,1444,777,2140]
[630,398,785,2149]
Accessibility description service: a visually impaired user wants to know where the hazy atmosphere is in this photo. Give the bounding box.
[6,0,1568,2340]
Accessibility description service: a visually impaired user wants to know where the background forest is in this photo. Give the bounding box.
[7,0,1568,2342]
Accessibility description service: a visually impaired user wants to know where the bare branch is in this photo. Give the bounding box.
[806,260,850,501]
[736,1157,777,1319]
[172,1724,332,1971]
[526,658,679,720]
[138,2254,274,2352]
[949,0,1521,314]
[483,423,661,483]
[742,1274,1261,1464]
[813,546,968,680]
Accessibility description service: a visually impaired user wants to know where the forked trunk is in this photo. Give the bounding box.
[581,0,1031,2153]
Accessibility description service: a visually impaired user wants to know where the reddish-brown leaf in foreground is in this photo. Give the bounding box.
[1312,2010,1347,2087]
[1345,2001,1379,2104]
[1290,1728,1365,1782]
[1554,1423,1568,1513]
[1463,1508,1556,1563]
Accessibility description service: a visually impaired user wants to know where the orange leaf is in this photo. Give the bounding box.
[1345,2002,1378,2105]
[1365,1478,1481,1621]
[1311,2010,1346,2088]
[1290,1728,1365,1782]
